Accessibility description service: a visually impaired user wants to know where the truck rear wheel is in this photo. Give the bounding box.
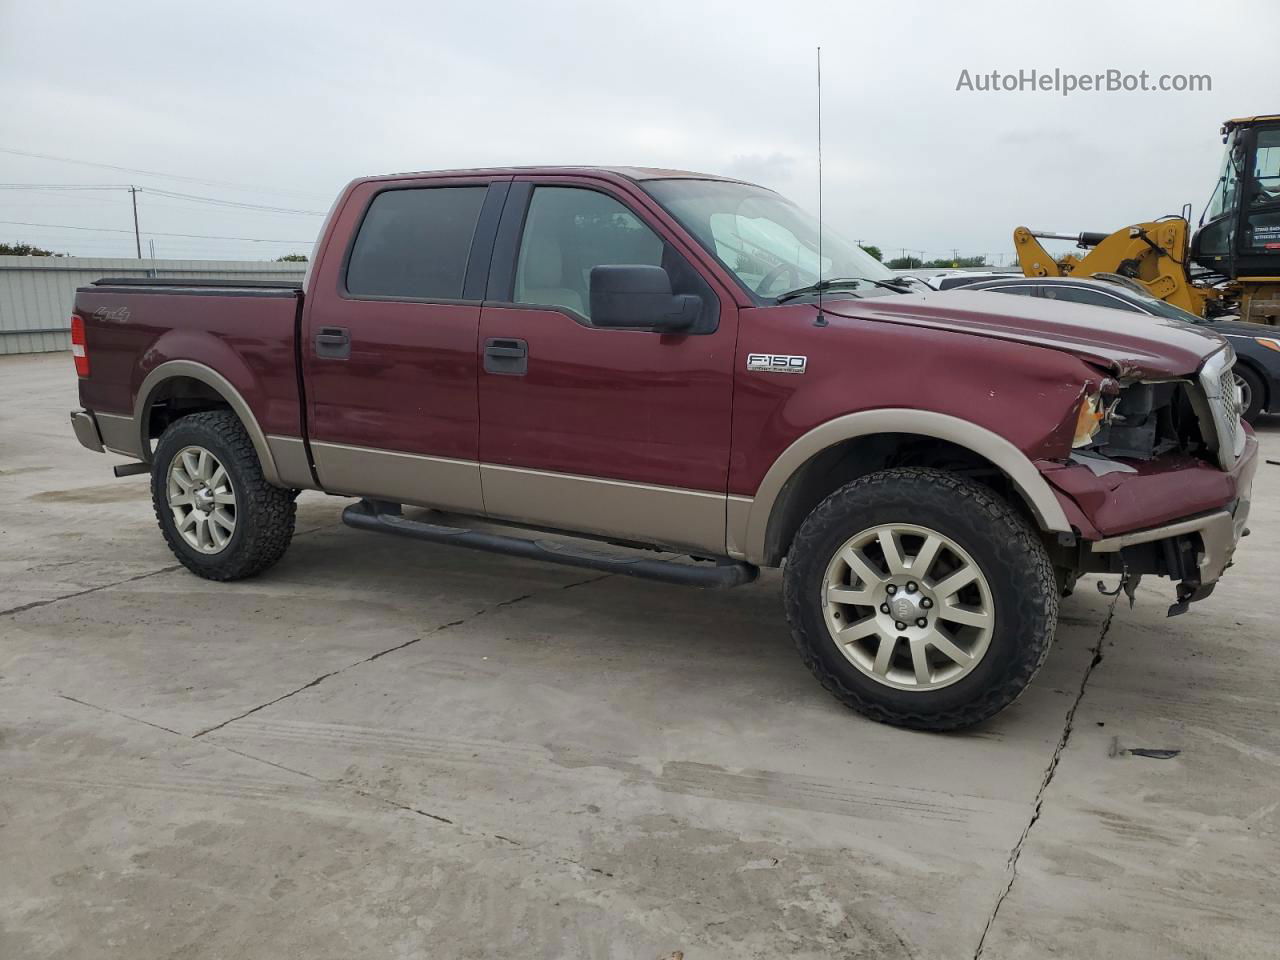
[151,411,296,581]
[783,467,1058,731]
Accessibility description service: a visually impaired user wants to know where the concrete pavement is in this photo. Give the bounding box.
[1,351,1276,959]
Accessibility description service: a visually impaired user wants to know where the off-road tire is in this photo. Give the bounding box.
[151,411,296,581]
[783,467,1058,731]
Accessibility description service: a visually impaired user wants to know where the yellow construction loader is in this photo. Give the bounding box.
[1013,115,1280,324]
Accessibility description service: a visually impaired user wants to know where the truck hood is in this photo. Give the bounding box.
[819,289,1225,379]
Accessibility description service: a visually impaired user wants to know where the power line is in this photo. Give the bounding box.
[0,145,333,200]
[0,182,325,215]
[138,186,326,216]
[0,183,131,190]
[0,218,313,243]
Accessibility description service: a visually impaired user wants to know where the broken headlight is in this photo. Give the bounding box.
[1071,384,1119,448]
[1075,380,1201,461]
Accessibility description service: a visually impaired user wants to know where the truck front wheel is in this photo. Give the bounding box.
[783,467,1058,731]
[151,411,296,581]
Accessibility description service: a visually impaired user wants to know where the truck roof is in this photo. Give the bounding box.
[354,165,751,185]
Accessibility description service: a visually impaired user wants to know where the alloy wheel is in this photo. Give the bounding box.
[821,523,995,691]
[167,445,236,554]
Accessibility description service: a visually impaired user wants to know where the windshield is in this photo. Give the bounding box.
[643,178,894,300]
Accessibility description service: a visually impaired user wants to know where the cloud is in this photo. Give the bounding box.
[0,0,1274,263]
[723,152,802,190]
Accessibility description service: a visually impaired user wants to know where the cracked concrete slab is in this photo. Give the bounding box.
[974,424,1280,960]
[2,352,1277,959]
[972,594,1118,958]
[2,524,589,736]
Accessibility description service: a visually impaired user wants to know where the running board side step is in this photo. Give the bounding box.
[341,500,758,588]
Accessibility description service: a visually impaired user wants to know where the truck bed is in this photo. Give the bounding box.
[73,279,306,460]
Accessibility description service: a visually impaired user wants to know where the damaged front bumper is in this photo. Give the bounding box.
[1044,432,1258,614]
[1089,503,1249,585]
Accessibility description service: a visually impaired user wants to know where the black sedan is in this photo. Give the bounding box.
[961,275,1280,423]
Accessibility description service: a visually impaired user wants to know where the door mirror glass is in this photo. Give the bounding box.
[589,265,699,331]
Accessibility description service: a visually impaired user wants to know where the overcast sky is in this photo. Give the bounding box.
[1,0,1275,264]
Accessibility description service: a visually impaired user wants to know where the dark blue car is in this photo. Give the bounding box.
[961,275,1280,423]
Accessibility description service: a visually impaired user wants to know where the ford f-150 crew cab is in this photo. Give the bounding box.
[68,166,1259,730]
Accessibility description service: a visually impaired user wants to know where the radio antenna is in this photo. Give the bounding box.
[815,46,828,327]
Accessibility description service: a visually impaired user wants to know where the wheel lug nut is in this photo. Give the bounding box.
[886,584,897,595]
[895,621,907,631]
[906,581,918,593]
[880,603,890,614]
[916,617,928,628]
[921,597,933,609]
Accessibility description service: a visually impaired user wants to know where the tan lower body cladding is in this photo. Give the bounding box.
[309,441,730,557]
[480,463,727,556]
[309,441,485,515]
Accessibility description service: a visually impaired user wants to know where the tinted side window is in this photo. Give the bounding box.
[1041,287,1142,312]
[513,186,718,330]
[347,187,486,300]
[984,284,1038,297]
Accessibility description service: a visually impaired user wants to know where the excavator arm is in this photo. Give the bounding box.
[1013,222,1219,316]
[1007,114,1280,324]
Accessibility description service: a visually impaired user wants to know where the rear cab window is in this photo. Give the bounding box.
[346,186,487,300]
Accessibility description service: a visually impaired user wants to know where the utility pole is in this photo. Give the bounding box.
[129,186,142,258]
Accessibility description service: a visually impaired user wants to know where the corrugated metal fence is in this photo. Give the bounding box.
[0,257,307,355]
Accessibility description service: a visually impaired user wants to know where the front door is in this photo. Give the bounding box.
[476,178,738,555]
[303,177,506,513]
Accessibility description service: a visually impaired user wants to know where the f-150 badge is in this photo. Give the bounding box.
[746,353,807,374]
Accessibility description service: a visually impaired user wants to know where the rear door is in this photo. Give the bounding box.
[475,176,739,555]
[303,176,507,512]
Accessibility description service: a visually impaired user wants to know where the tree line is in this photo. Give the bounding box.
[859,245,988,270]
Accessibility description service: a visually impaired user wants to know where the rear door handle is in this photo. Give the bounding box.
[314,326,350,359]
[483,337,528,376]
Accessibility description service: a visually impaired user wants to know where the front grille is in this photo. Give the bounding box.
[1199,347,1245,471]
[1217,368,1241,456]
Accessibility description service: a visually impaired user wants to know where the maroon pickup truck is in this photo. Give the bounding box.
[68,166,1258,730]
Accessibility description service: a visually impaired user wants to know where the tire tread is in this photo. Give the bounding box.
[783,467,1058,731]
[151,411,296,581]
